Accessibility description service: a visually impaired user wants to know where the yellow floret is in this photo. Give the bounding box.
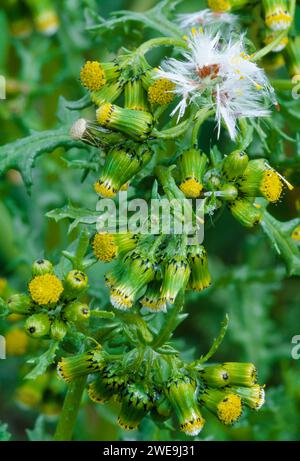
[80,61,106,91]
[148,78,175,105]
[217,394,242,425]
[260,170,283,202]
[179,178,203,198]
[92,233,118,262]
[29,274,63,305]
[96,103,113,126]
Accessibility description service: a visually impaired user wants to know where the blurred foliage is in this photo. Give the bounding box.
[0,0,300,442]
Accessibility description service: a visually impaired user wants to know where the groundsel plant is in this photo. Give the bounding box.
[0,0,299,441]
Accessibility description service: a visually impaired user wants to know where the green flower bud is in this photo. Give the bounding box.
[101,365,128,395]
[161,255,190,305]
[88,365,128,404]
[94,143,151,198]
[91,80,124,107]
[199,388,242,425]
[109,248,156,310]
[63,301,90,324]
[178,149,207,198]
[118,383,154,431]
[284,37,300,78]
[166,376,205,436]
[187,245,211,292]
[230,384,265,409]
[262,0,292,31]
[96,103,153,141]
[63,270,88,298]
[88,376,115,404]
[220,184,238,201]
[69,118,126,148]
[229,199,263,227]
[50,319,68,341]
[125,78,149,112]
[222,150,249,181]
[238,159,283,203]
[7,293,33,315]
[32,259,54,276]
[223,362,257,387]
[140,281,166,313]
[200,365,230,388]
[25,312,51,338]
[57,348,105,383]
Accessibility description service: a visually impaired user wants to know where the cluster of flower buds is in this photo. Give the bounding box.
[58,348,265,435]
[5,0,59,38]
[220,151,293,227]
[92,233,211,312]
[7,259,90,340]
[69,51,185,196]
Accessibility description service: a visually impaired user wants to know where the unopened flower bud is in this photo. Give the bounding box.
[118,383,154,430]
[25,312,51,338]
[229,199,263,227]
[50,318,68,341]
[178,149,207,198]
[166,376,205,436]
[222,150,249,180]
[7,293,33,315]
[63,301,90,324]
[96,103,153,141]
[32,259,53,276]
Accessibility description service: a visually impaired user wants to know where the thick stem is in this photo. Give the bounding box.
[54,376,87,441]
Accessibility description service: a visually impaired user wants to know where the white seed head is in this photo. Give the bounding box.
[70,118,88,140]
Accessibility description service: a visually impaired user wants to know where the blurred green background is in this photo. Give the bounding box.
[0,0,300,441]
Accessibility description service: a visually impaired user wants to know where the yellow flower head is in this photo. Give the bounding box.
[208,0,231,12]
[35,10,59,35]
[217,394,242,425]
[96,103,113,126]
[148,78,175,105]
[292,225,300,242]
[80,61,106,91]
[92,233,118,262]
[260,169,283,203]
[6,328,29,356]
[94,180,116,197]
[179,177,203,198]
[29,274,63,305]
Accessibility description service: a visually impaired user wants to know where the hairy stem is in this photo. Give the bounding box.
[137,37,186,56]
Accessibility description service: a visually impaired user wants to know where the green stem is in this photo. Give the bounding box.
[137,37,186,56]
[191,108,214,147]
[54,376,87,441]
[152,118,191,140]
[251,30,287,62]
[151,290,184,349]
[271,79,297,91]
